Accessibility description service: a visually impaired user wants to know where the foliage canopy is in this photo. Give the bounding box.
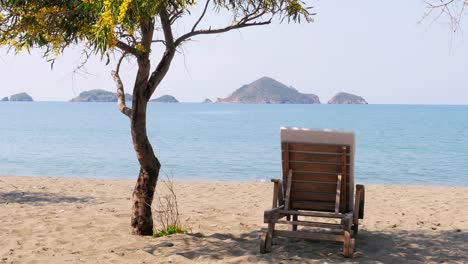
[0,0,312,59]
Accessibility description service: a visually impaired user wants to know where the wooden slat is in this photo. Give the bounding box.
[278,210,345,219]
[288,152,350,164]
[291,181,337,193]
[290,191,336,202]
[283,170,350,178]
[276,220,344,229]
[288,143,346,154]
[290,200,335,211]
[273,230,345,242]
[284,170,293,210]
[340,146,347,213]
[282,143,290,190]
[286,160,347,167]
[282,143,290,171]
[290,172,338,183]
[283,143,289,162]
[278,180,285,206]
[288,162,343,174]
[280,142,353,214]
[272,181,279,208]
[335,174,342,213]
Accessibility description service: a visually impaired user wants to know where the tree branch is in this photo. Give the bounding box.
[152,39,167,45]
[160,10,176,49]
[169,9,185,25]
[175,20,271,46]
[423,0,465,32]
[112,53,132,118]
[191,0,211,32]
[425,0,457,9]
[116,41,142,57]
[145,9,177,101]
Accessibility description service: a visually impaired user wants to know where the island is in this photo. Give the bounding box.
[10,92,33,102]
[150,95,179,103]
[217,77,320,104]
[70,89,132,102]
[1,97,8,102]
[202,98,213,103]
[328,92,368,104]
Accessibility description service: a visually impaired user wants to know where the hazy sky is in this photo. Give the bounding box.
[1,0,467,104]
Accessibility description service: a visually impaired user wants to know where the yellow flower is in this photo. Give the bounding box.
[135,43,146,53]
[100,0,115,30]
[118,0,132,23]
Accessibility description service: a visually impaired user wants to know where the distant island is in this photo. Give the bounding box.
[70,90,180,103]
[4,92,34,102]
[203,98,213,103]
[217,77,320,104]
[70,89,132,102]
[150,95,179,103]
[328,92,368,104]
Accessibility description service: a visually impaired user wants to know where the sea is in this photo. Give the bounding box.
[1,102,467,186]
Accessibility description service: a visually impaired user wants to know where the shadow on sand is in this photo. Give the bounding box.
[168,229,467,263]
[0,191,93,205]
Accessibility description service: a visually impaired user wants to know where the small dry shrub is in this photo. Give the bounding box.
[153,175,186,237]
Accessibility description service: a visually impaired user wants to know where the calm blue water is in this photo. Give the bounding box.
[1,102,467,186]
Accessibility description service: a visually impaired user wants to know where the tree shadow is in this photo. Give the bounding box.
[354,230,467,263]
[168,229,467,263]
[0,191,93,205]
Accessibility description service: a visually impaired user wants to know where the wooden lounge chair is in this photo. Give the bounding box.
[260,127,365,257]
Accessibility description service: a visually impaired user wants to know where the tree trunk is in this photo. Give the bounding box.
[129,102,161,235]
[129,56,161,236]
[128,15,175,235]
[130,164,160,235]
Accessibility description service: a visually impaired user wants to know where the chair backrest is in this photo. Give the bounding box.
[280,127,355,213]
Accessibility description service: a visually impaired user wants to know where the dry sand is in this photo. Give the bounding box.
[0,175,467,263]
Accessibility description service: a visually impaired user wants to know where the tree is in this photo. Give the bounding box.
[0,0,312,235]
[422,0,467,31]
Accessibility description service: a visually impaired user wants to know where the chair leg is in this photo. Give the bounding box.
[292,215,298,231]
[343,230,351,257]
[260,233,267,253]
[350,238,356,254]
[261,223,275,253]
[353,221,359,236]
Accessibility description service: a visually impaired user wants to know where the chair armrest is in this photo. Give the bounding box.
[341,212,353,230]
[355,184,365,219]
[270,179,284,208]
[264,205,285,223]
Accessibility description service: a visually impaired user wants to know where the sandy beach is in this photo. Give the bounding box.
[0,175,467,263]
